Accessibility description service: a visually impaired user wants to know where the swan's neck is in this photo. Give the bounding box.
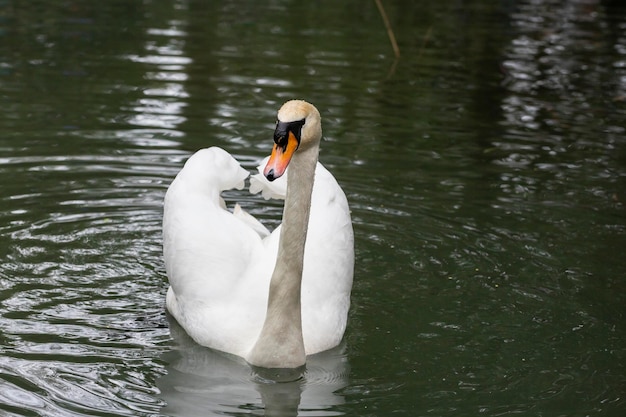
[247,144,319,369]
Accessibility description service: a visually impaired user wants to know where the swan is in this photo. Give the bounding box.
[163,100,354,368]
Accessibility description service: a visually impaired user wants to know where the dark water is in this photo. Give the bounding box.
[1,0,625,416]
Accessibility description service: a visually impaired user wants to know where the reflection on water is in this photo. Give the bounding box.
[123,22,189,131]
[0,0,625,416]
[159,316,349,417]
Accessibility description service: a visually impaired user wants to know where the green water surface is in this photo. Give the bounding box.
[0,1,625,416]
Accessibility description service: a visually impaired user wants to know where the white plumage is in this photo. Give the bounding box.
[163,100,353,368]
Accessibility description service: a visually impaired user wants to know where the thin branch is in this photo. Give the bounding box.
[375,0,400,59]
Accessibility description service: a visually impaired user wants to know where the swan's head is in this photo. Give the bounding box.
[264,100,322,181]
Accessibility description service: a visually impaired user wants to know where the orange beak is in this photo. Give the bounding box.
[264,131,299,181]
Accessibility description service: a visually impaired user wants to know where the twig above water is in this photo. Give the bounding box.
[375,0,400,59]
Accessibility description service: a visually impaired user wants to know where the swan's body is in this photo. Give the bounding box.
[163,100,354,368]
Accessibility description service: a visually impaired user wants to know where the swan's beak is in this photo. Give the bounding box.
[264,131,298,181]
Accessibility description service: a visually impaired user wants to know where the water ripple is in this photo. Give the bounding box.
[1,1,625,416]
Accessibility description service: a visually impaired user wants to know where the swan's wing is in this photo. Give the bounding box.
[246,158,354,354]
[305,162,354,287]
[233,203,270,239]
[163,147,278,355]
[301,162,354,354]
[163,147,262,301]
[249,156,287,200]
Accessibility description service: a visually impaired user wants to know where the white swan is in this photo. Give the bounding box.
[163,100,354,368]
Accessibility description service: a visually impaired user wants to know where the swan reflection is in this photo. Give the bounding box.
[158,316,350,417]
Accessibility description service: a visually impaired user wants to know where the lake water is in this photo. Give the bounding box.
[1,0,625,416]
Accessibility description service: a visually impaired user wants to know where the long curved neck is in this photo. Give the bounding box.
[247,144,319,369]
